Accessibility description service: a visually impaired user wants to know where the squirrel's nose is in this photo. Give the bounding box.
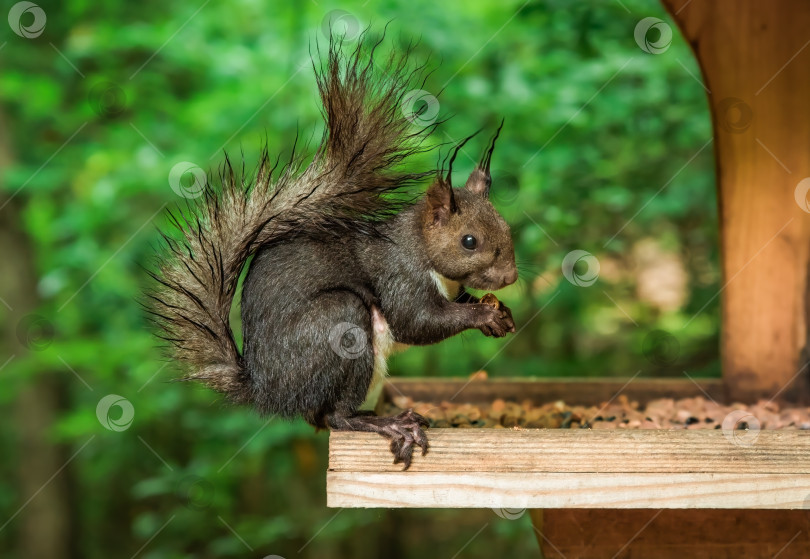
[504,268,518,286]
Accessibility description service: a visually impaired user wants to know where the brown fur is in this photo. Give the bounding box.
[422,121,516,290]
[423,178,517,290]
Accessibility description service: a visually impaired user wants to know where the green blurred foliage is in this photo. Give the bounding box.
[0,0,718,557]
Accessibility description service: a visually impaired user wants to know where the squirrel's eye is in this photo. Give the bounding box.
[461,234,477,250]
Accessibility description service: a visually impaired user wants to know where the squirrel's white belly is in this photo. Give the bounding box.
[364,306,408,403]
[363,272,457,403]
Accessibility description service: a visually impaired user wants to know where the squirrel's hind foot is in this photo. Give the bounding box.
[328,409,429,470]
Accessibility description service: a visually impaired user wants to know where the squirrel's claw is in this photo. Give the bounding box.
[388,409,429,469]
[328,409,429,470]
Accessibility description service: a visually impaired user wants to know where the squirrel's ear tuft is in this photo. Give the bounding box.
[465,166,492,198]
[466,119,504,198]
[425,178,457,225]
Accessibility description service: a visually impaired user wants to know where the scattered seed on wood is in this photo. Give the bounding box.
[383,394,810,430]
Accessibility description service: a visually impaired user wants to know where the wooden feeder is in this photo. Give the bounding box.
[328,1,810,556]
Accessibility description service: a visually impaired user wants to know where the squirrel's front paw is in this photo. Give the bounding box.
[478,300,516,338]
[499,303,516,333]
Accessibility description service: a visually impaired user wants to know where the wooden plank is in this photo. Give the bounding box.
[329,430,810,474]
[662,0,810,402]
[539,509,810,559]
[382,377,725,406]
[327,471,810,509]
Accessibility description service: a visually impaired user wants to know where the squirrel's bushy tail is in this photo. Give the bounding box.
[146,32,435,402]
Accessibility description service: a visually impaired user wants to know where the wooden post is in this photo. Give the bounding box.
[662,0,810,402]
[539,510,810,558]
[532,3,810,554]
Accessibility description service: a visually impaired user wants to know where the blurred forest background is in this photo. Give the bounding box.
[0,0,718,557]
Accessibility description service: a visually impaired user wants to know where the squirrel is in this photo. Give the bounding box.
[147,33,518,469]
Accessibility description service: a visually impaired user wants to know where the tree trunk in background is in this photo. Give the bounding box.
[0,110,74,557]
[663,0,810,402]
